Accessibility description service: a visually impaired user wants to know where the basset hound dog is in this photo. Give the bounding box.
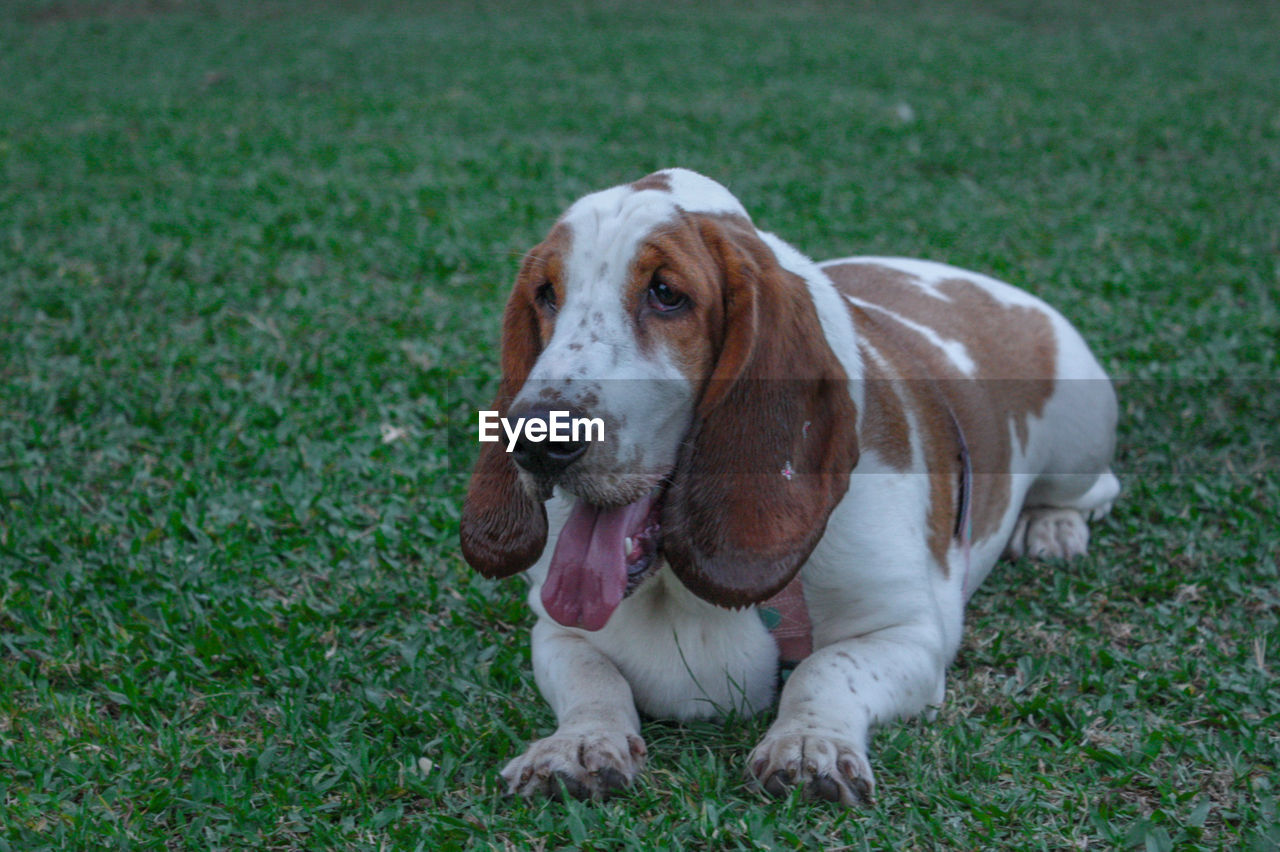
[461,169,1119,805]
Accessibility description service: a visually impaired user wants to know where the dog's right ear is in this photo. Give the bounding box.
[460,272,548,577]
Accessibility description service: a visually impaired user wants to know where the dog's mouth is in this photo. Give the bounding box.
[540,482,667,632]
[622,491,664,597]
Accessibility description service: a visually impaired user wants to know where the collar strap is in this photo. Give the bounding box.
[759,575,813,666]
[949,405,973,544]
[946,403,975,598]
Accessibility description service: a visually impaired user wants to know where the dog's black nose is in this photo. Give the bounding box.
[509,405,591,478]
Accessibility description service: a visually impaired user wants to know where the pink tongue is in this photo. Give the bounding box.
[541,493,655,631]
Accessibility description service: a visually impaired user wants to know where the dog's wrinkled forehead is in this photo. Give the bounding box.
[559,168,751,251]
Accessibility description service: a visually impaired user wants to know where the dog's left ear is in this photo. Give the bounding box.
[662,216,859,607]
[460,281,548,577]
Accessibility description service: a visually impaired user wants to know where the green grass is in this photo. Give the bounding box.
[1,0,1277,848]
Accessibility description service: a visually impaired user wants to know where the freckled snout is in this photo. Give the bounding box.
[508,404,591,478]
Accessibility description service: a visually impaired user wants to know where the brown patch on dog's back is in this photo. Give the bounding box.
[826,262,1057,558]
[846,303,961,566]
[856,342,912,471]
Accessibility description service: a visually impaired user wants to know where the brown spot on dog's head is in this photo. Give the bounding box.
[630,171,673,193]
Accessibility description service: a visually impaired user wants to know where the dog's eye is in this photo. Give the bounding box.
[646,276,688,313]
[535,281,558,313]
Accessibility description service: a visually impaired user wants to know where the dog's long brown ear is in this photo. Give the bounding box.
[662,217,859,607]
[459,281,548,577]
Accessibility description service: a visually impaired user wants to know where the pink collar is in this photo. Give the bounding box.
[759,575,813,666]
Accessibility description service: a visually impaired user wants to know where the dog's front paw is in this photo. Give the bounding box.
[502,729,647,800]
[748,728,875,806]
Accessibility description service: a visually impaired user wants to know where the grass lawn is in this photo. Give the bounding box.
[1,0,1277,848]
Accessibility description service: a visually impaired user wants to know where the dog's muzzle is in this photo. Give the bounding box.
[507,404,591,479]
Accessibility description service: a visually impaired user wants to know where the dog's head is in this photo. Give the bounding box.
[460,169,858,629]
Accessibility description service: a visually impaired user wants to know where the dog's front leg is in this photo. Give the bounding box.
[502,619,647,800]
[748,621,949,806]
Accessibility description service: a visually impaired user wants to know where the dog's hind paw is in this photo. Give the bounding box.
[1005,507,1090,561]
